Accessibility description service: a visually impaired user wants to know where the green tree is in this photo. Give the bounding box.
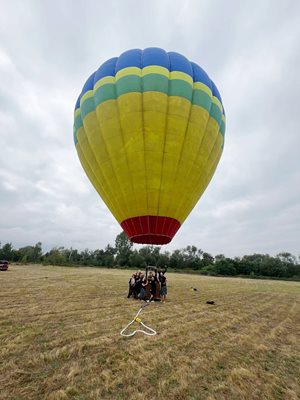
[129,250,145,268]
[115,231,133,266]
[276,252,297,265]
[181,246,199,269]
[0,242,14,260]
[169,249,184,269]
[44,247,69,265]
[15,242,42,263]
[138,246,161,266]
[201,252,214,267]
[214,257,237,276]
[156,251,170,268]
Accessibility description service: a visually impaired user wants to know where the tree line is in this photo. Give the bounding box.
[1,232,299,280]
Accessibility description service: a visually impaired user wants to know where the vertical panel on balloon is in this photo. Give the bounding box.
[179,145,223,223]
[76,127,104,200]
[203,132,224,183]
[76,144,118,219]
[82,110,130,220]
[110,95,145,218]
[76,125,125,222]
[175,119,222,222]
[172,105,210,199]
[142,75,169,217]
[96,99,133,218]
[116,77,141,216]
[193,117,219,171]
[144,150,163,216]
[158,96,191,218]
[203,145,223,193]
[115,88,147,217]
[143,91,168,216]
[171,119,213,222]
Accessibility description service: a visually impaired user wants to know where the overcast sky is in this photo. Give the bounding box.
[0,0,299,257]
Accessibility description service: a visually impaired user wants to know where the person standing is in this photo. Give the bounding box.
[139,274,147,301]
[127,274,135,298]
[134,272,142,299]
[159,272,167,302]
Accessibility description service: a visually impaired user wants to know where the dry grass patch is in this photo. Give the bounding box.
[0,264,299,399]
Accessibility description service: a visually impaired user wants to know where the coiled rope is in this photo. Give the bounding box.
[120,302,157,337]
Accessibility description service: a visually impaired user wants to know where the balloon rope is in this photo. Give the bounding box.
[120,302,157,337]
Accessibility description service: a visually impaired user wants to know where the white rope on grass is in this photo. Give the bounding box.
[120,302,157,337]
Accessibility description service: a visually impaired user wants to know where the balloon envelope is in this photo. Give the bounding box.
[73,48,225,245]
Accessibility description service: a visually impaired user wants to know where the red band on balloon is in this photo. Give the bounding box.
[121,216,181,245]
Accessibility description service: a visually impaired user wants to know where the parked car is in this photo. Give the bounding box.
[0,260,9,271]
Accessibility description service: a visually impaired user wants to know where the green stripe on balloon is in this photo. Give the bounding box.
[169,79,193,101]
[116,75,141,96]
[94,83,115,105]
[220,120,225,137]
[192,90,212,113]
[92,75,214,115]
[80,97,95,119]
[210,103,223,126]
[75,75,225,142]
[73,115,83,143]
[143,74,168,93]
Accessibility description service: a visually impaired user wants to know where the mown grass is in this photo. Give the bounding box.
[0,264,299,400]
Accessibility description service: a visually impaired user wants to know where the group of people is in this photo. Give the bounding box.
[127,270,167,302]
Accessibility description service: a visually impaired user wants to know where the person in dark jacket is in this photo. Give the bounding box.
[139,274,147,300]
[150,276,156,300]
[127,274,135,298]
[159,271,167,302]
[134,272,142,298]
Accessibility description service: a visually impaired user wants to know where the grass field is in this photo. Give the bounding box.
[0,264,299,400]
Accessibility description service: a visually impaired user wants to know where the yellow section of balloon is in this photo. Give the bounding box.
[76,91,223,224]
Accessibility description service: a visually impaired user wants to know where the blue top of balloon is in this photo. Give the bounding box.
[76,47,224,112]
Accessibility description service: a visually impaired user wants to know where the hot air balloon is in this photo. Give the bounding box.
[73,48,225,245]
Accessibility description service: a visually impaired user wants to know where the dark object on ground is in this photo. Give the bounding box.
[190,287,198,291]
[0,260,9,271]
[206,300,215,305]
